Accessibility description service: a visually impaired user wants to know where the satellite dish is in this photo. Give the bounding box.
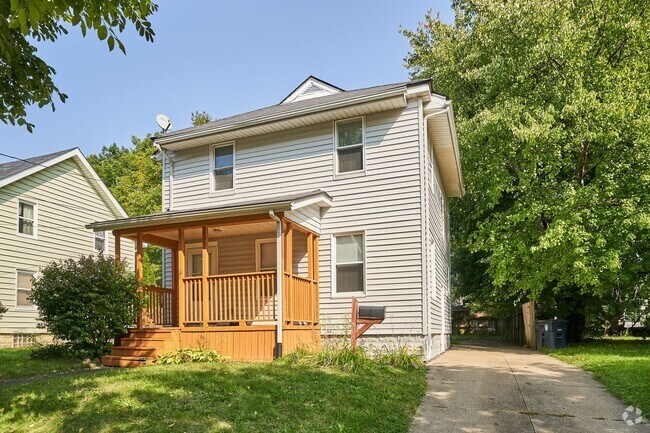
[156,114,172,133]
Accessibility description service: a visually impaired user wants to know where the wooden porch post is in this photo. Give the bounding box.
[284,222,293,325]
[171,247,178,327]
[135,232,143,329]
[114,233,121,263]
[313,235,320,324]
[178,228,186,329]
[201,225,209,328]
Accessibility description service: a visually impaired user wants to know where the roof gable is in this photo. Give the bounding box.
[0,148,128,218]
[280,76,343,104]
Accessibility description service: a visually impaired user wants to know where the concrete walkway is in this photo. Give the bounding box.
[410,343,650,433]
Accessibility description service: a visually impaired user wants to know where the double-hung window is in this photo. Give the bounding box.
[17,200,36,237]
[335,117,364,174]
[16,270,35,309]
[334,233,365,294]
[213,143,234,191]
[94,231,108,254]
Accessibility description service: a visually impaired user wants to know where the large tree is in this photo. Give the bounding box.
[1,0,158,132]
[403,0,650,340]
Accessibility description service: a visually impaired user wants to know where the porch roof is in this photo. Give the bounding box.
[86,190,332,233]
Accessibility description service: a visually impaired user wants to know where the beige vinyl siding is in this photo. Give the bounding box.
[0,158,134,334]
[163,101,425,335]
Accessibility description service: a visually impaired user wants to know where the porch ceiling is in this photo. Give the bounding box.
[141,221,276,244]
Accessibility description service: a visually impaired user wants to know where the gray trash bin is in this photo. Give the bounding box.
[534,320,546,350]
[545,319,568,349]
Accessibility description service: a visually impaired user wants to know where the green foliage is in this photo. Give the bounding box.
[0,301,6,319]
[88,135,162,217]
[403,0,650,334]
[375,345,425,370]
[0,1,158,132]
[155,348,228,365]
[191,110,213,126]
[282,344,424,372]
[30,255,143,357]
[29,342,77,360]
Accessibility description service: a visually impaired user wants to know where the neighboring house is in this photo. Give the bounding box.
[89,76,463,366]
[0,148,132,347]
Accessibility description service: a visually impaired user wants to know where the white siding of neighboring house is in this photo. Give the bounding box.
[162,101,426,337]
[0,158,134,335]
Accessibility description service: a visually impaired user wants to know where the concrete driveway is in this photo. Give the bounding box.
[410,343,649,433]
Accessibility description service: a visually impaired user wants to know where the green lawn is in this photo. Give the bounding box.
[0,361,426,433]
[545,338,650,413]
[0,348,91,381]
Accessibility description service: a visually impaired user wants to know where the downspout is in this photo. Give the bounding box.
[155,143,174,211]
[421,103,450,359]
[269,209,283,357]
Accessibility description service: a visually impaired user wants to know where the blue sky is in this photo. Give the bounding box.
[0,1,453,161]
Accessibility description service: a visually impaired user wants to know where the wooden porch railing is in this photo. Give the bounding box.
[140,285,173,327]
[283,272,319,325]
[183,271,277,326]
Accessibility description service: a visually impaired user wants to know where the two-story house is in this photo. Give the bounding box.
[89,76,464,367]
[0,148,132,347]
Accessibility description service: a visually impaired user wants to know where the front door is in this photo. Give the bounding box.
[186,244,218,276]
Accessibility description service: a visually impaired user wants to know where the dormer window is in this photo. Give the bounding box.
[335,117,365,174]
[212,143,235,191]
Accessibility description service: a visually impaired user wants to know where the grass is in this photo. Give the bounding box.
[0,348,91,381]
[545,338,650,414]
[0,361,426,433]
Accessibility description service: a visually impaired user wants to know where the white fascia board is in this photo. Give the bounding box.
[290,193,333,210]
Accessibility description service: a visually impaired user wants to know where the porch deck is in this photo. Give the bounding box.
[99,211,323,367]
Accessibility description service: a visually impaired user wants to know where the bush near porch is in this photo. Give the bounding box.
[0,361,426,433]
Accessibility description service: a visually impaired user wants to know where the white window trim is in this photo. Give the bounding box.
[15,269,37,310]
[94,230,109,255]
[16,199,37,239]
[333,116,366,178]
[255,238,277,272]
[330,230,367,298]
[210,141,236,195]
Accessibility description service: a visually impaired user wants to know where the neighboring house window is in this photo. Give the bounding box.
[17,200,36,237]
[16,270,35,309]
[212,143,234,191]
[335,117,364,174]
[256,239,277,271]
[334,233,365,294]
[94,231,108,254]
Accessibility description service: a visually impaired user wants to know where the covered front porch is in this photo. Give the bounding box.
[89,192,331,363]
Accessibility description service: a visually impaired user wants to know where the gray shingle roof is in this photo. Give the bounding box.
[158,79,434,141]
[0,148,77,183]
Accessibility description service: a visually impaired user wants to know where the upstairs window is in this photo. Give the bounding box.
[16,270,35,309]
[212,143,234,191]
[94,231,108,254]
[334,233,365,294]
[335,118,364,174]
[17,200,36,237]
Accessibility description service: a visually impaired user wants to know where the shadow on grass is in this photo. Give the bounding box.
[0,362,426,433]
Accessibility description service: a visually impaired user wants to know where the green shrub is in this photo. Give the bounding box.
[375,345,425,370]
[30,255,143,358]
[30,343,76,360]
[156,348,228,365]
[0,301,6,319]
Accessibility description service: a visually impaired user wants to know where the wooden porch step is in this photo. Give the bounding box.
[120,337,168,349]
[111,346,158,358]
[101,355,152,368]
[129,328,176,338]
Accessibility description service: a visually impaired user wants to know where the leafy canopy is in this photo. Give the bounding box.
[403,0,650,319]
[0,0,158,132]
[191,110,213,126]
